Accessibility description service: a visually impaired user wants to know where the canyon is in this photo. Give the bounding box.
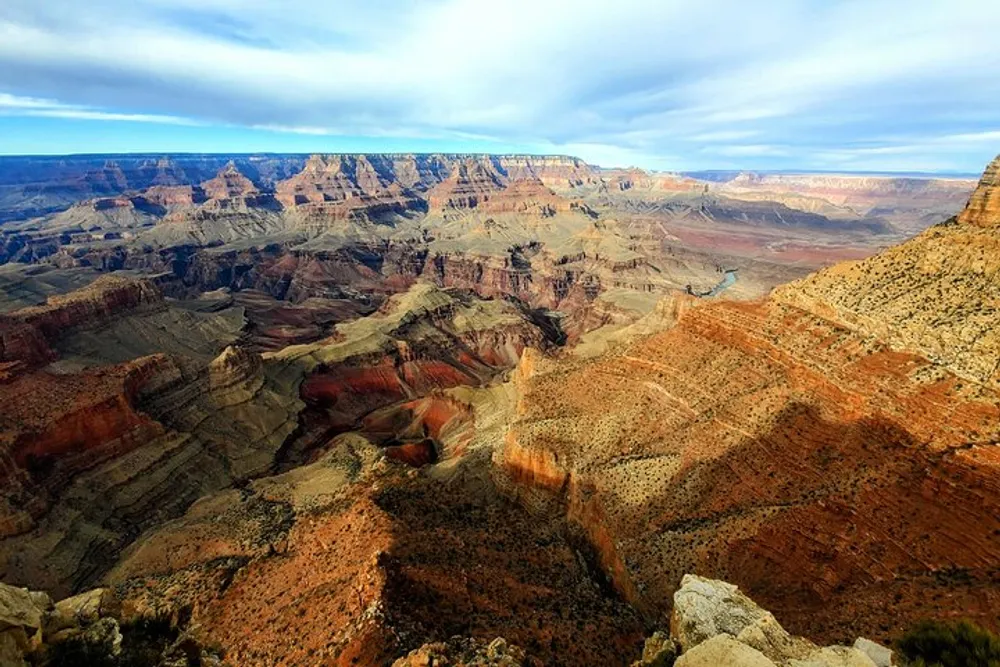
[0,152,995,666]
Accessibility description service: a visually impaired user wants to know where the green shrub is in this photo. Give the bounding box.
[896,619,1000,667]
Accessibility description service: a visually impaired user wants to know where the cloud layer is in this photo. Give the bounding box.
[1,0,999,170]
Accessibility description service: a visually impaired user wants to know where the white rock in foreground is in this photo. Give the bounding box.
[670,575,883,667]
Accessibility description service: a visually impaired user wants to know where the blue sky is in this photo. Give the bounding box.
[1,0,999,172]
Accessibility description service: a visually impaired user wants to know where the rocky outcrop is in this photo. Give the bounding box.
[0,581,218,666]
[774,157,1000,387]
[0,275,165,374]
[493,152,1000,647]
[0,582,51,666]
[669,575,881,666]
[201,162,260,201]
[957,154,1000,227]
[675,635,775,667]
[393,637,533,666]
[208,344,263,391]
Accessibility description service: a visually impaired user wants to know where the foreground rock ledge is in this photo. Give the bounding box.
[664,574,890,667]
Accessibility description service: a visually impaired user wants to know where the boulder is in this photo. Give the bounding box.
[853,638,893,667]
[670,574,775,653]
[675,634,777,667]
[668,576,877,667]
[790,646,877,667]
[735,614,816,662]
[45,588,120,637]
[0,582,52,665]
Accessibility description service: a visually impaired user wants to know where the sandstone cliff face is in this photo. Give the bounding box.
[496,155,599,189]
[201,162,260,201]
[0,355,169,541]
[14,276,163,341]
[273,154,422,222]
[0,276,164,373]
[427,158,508,211]
[103,431,645,666]
[492,157,1000,644]
[774,155,1000,388]
[426,157,581,216]
[0,318,54,376]
[957,154,1000,227]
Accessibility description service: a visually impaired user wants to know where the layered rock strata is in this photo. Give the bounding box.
[493,157,1000,643]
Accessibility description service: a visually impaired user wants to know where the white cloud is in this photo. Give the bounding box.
[0,0,998,170]
[0,92,196,124]
[684,130,762,143]
[708,145,791,158]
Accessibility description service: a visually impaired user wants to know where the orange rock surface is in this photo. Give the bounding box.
[958,155,1000,228]
[107,440,645,665]
[495,157,1000,644]
[0,275,163,372]
[275,154,421,219]
[201,161,260,201]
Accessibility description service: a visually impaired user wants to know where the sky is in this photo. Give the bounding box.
[1,0,999,172]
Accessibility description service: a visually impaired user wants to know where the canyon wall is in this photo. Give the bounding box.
[493,155,1000,644]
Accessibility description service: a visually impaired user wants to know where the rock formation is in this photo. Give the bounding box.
[201,161,260,201]
[775,155,1000,387]
[0,281,556,603]
[427,158,509,211]
[493,155,1000,644]
[0,581,220,666]
[0,275,164,373]
[0,153,995,666]
[957,154,1000,227]
[666,575,890,666]
[393,637,533,666]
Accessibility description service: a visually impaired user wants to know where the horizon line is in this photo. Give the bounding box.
[0,151,982,179]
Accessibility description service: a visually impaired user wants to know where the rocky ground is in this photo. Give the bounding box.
[0,154,994,665]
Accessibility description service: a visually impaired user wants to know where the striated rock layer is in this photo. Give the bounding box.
[493,157,1000,644]
[774,156,1000,388]
[0,275,164,374]
[957,154,1000,228]
[0,280,554,600]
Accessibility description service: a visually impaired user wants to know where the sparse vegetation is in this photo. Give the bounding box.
[896,619,1000,667]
